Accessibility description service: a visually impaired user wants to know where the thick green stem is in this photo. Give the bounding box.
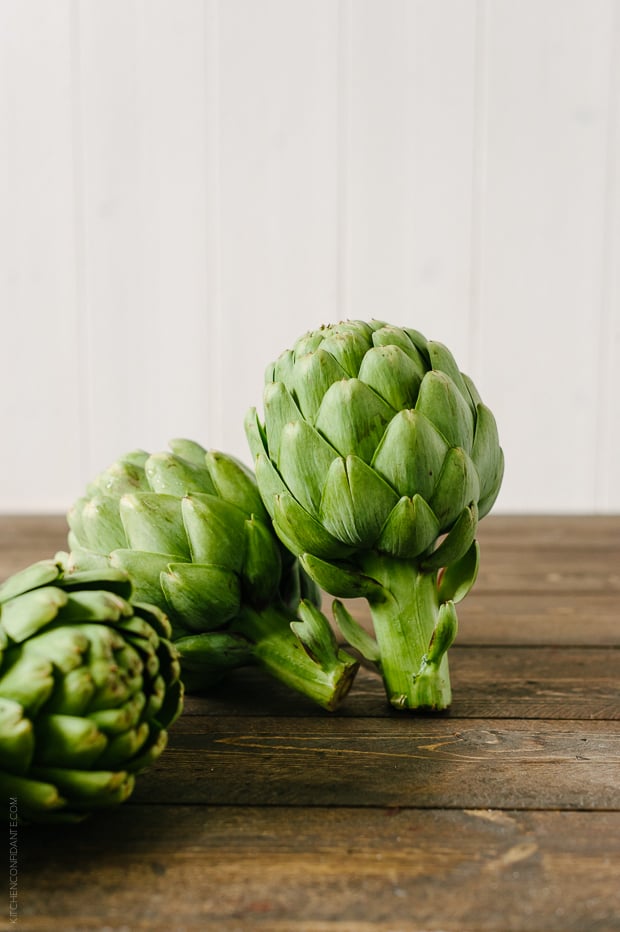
[234,605,359,711]
[360,554,452,711]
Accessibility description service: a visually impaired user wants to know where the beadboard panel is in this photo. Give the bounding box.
[1,0,619,513]
[0,0,83,510]
[474,0,617,513]
[75,0,212,481]
[213,0,342,459]
[345,0,478,367]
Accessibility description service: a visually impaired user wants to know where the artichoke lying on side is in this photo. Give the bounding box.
[67,439,358,710]
[246,319,504,710]
[0,558,183,823]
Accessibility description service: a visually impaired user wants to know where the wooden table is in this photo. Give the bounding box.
[3,515,619,931]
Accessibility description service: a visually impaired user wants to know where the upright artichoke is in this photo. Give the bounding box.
[246,319,504,710]
[0,558,183,823]
[67,439,358,710]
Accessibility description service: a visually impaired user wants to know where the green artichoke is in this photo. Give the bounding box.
[67,439,358,710]
[246,319,504,710]
[0,558,183,823]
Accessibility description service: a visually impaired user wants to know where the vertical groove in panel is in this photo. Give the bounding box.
[205,0,224,448]
[337,0,352,322]
[70,0,91,488]
[476,1,613,512]
[0,0,82,510]
[595,1,620,510]
[468,0,488,379]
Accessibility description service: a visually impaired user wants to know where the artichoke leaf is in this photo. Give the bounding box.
[314,378,394,464]
[245,407,269,459]
[318,328,368,376]
[290,599,340,666]
[300,553,383,600]
[120,493,190,559]
[291,348,348,421]
[132,602,172,640]
[471,404,502,497]
[205,449,269,522]
[71,495,127,554]
[57,565,133,599]
[241,515,281,606]
[0,771,65,813]
[478,447,505,519]
[429,447,480,531]
[161,563,241,631]
[0,560,60,604]
[273,491,355,560]
[0,697,34,773]
[88,692,145,734]
[56,590,132,624]
[181,493,246,573]
[44,666,96,716]
[416,370,475,453]
[426,600,458,666]
[371,409,449,501]
[30,765,134,804]
[375,494,440,560]
[252,451,289,520]
[0,649,55,714]
[421,503,478,572]
[1,586,67,642]
[145,451,217,497]
[263,381,303,464]
[358,344,425,410]
[95,721,150,769]
[33,714,108,768]
[276,418,338,515]
[86,457,149,498]
[438,540,480,604]
[462,372,482,409]
[109,550,176,607]
[272,347,296,384]
[318,455,399,548]
[175,630,253,664]
[427,341,471,407]
[371,324,427,369]
[332,600,381,664]
[168,438,208,466]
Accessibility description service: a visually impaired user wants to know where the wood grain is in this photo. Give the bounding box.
[3,515,620,931]
[186,647,620,720]
[132,717,620,810]
[20,807,620,931]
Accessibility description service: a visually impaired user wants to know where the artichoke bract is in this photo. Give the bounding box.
[67,440,358,711]
[246,319,504,710]
[0,558,183,823]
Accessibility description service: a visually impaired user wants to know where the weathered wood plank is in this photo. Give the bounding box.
[131,718,620,810]
[457,592,620,646]
[474,548,620,593]
[2,516,619,593]
[187,646,620,720]
[20,806,620,931]
[477,515,620,550]
[342,591,620,647]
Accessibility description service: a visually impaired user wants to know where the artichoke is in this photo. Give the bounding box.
[0,558,183,823]
[246,319,504,710]
[67,439,358,710]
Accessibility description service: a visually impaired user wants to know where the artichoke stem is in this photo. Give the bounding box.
[361,554,452,711]
[234,606,359,711]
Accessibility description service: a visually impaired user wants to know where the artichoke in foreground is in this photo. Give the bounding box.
[246,319,504,710]
[0,558,183,823]
[67,440,358,711]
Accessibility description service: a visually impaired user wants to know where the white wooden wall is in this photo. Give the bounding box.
[1,0,619,514]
